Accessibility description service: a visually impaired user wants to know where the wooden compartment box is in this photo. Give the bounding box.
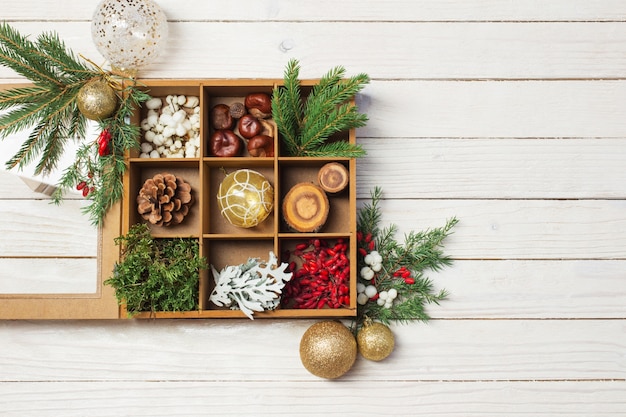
[117,79,358,319]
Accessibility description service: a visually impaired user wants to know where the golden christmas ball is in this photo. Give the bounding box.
[299,320,357,379]
[77,78,118,120]
[217,169,274,228]
[357,321,395,361]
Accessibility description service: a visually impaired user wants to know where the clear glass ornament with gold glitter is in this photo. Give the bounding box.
[91,0,169,76]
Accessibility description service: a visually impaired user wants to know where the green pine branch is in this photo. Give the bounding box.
[0,23,151,226]
[53,84,149,225]
[354,187,458,328]
[272,58,369,157]
[0,23,94,175]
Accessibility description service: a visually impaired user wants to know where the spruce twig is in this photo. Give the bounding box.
[354,187,458,330]
[0,24,150,225]
[272,58,369,157]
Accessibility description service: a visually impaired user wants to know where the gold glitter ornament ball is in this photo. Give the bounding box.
[77,78,118,120]
[217,169,274,228]
[299,320,357,379]
[357,321,395,361]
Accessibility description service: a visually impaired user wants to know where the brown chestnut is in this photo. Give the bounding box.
[237,114,262,139]
[247,135,274,157]
[210,104,233,130]
[209,129,242,157]
[244,93,272,118]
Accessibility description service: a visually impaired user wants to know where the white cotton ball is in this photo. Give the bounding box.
[147,114,158,126]
[145,97,162,110]
[185,148,196,158]
[364,285,377,298]
[139,152,150,158]
[172,109,187,124]
[140,142,153,153]
[364,254,374,265]
[161,106,173,116]
[182,119,192,131]
[152,134,164,146]
[184,96,199,108]
[149,150,160,158]
[157,145,165,154]
[175,124,187,137]
[379,290,388,300]
[147,109,159,117]
[164,137,174,147]
[388,288,398,299]
[177,95,187,106]
[377,298,385,306]
[193,106,200,114]
[141,120,151,131]
[144,131,156,143]
[371,262,382,272]
[169,144,177,152]
[174,139,182,149]
[357,283,366,294]
[357,293,369,305]
[384,301,393,309]
[159,113,173,126]
[162,126,175,138]
[154,123,165,133]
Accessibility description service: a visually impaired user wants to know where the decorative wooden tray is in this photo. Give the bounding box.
[114,79,358,319]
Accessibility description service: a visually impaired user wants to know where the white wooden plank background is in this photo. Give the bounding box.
[1,0,625,415]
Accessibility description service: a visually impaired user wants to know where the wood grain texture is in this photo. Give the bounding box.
[0,258,96,294]
[1,380,625,417]
[1,0,625,415]
[3,0,626,22]
[1,320,624,381]
[376,199,626,259]
[1,22,626,79]
[357,138,626,199]
[430,260,626,318]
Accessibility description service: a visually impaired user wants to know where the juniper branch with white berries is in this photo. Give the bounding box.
[354,187,458,332]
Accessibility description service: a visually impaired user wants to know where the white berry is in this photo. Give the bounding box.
[357,293,369,305]
[364,285,377,298]
[360,266,375,280]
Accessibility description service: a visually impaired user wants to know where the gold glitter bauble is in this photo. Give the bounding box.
[77,78,118,120]
[217,169,274,228]
[357,321,395,361]
[299,320,357,379]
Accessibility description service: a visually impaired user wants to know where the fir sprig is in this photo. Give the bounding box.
[104,223,207,317]
[272,58,369,157]
[51,82,150,223]
[354,187,458,330]
[0,24,150,225]
[0,23,93,174]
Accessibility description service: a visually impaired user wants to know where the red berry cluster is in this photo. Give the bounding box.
[393,266,415,285]
[97,128,112,157]
[357,231,376,256]
[281,238,351,309]
[75,172,95,198]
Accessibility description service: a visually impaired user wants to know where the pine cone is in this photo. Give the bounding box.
[137,173,193,226]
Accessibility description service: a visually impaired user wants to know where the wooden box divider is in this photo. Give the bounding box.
[117,79,357,319]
